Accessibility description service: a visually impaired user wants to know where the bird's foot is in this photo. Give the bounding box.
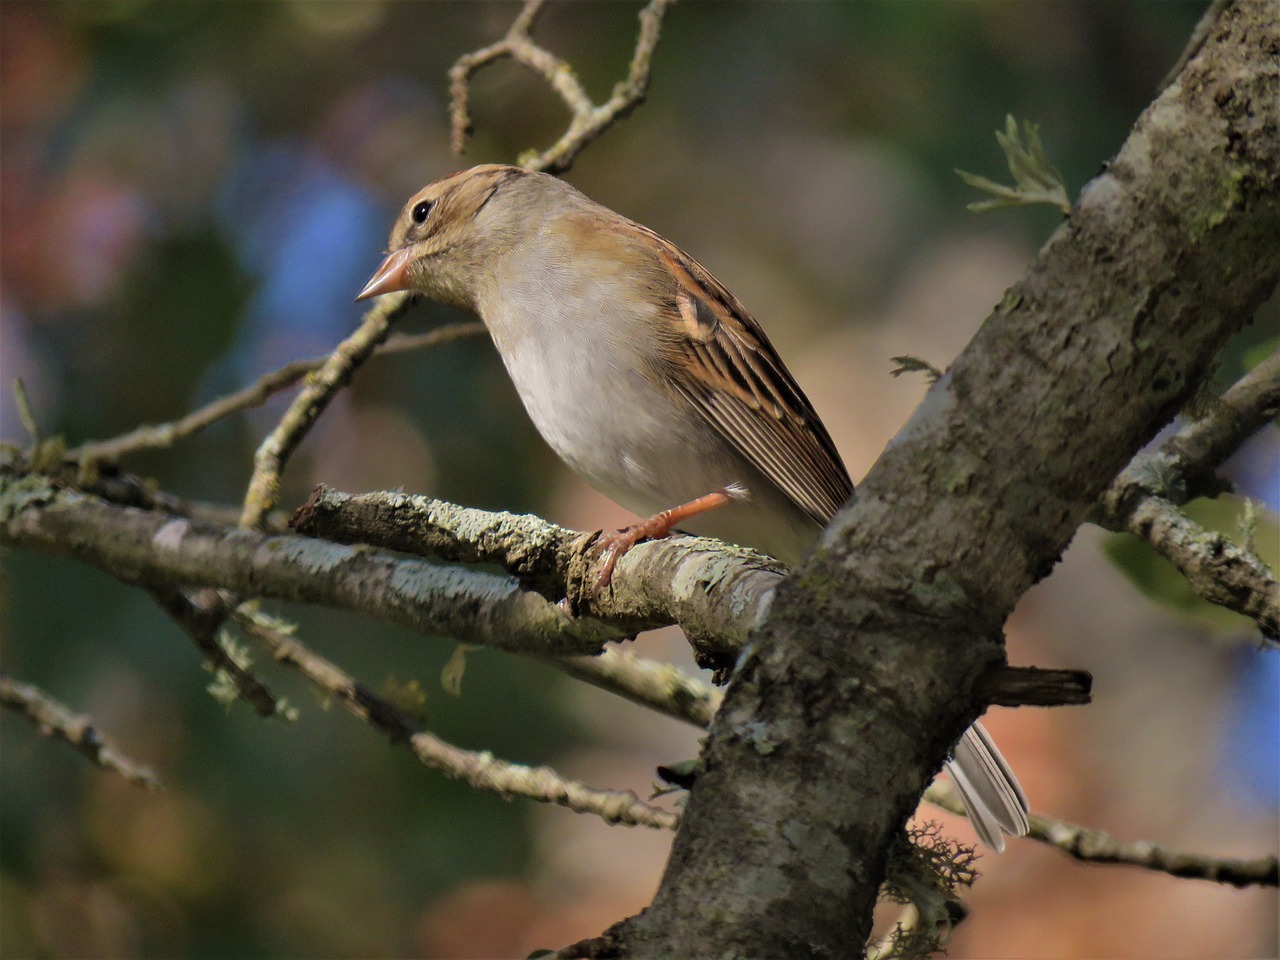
[592,485,746,592]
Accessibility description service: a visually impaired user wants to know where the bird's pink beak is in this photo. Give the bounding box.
[356,248,414,301]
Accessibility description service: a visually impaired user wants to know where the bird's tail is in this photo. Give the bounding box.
[943,720,1029,853]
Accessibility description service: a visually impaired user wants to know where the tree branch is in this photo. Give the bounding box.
[152,586,284,718]
[290,485,781,663]
[1028,816,1278,888]
[1,672,161,788]
[925,783,1277,888]
[448,0,676,175]
[556,648,719,729]
[3,480,623,657]
[234,609,676,829]
[239,293,416,529]
[1097,350,1280,641]
[67,322,484,465]
[975,666,1092,708]
[3,466,1086,714]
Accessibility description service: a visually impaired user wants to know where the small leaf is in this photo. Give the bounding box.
[890,355,943,384]
[207,670,241,710]
[13,378,39,446]
[656,756,702,789]
[441,644,470,697]
[957,115,1071,215]
[1238,498,1260,555]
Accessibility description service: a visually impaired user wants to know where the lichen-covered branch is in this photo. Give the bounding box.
[448,0,676,175]
[925,783,1277,888]
[235,609,676,829]
[3,466,1081,713]
[291,485,781,663]
[0,672,161,789]
[1119,493,1277,639]
[153,587,284,718]
[1098,350,1280,641]
[1030,815,1278,888]
[67,322,484,465]
[556,648,719,729]
[3,481,622,657]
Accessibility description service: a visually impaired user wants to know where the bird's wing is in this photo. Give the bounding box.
[639,226,854,525]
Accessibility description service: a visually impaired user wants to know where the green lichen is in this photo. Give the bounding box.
[0,472,58,525]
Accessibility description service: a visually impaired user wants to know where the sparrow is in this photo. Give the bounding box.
[358,163,1029,851]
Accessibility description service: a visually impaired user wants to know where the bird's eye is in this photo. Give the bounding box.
[411,200,433,224]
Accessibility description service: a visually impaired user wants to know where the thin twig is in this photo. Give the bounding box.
[556,648,720,728]
[449,0,677,175]
[235,608,677,829]
[1156,349,1280,496]
[924,782,1278,888]
[153,587,283,718]
[87,470,293,533]
[68,322,485,465]
[1097,350,1280,641]
[239,293,416,530]
[0,672,161,788]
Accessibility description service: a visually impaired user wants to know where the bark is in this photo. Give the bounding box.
[612,6,1280,957]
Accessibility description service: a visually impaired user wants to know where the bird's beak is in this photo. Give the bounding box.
[356,248,414,301]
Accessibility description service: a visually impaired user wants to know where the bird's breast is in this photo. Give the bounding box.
[478,271,726,511]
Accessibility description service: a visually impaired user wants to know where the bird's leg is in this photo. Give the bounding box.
[593,485,745,591]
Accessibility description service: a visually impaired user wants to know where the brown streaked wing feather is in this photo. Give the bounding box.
[640,226,853,525]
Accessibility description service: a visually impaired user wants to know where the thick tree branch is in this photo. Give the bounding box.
[3,466,1086,717]
[0,672,161,788]
[3,481,622,657]
[291,485,780,662]
[606,6,1280,956]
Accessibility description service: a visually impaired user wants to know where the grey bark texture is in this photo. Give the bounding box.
[604,5,1280,957]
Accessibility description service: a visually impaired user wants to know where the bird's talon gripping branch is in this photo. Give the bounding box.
[592,487,741,592]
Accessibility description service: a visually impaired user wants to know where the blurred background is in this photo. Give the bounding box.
[1,2,1277,957]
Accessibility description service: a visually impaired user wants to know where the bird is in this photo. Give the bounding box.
[357,163,1029,851]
